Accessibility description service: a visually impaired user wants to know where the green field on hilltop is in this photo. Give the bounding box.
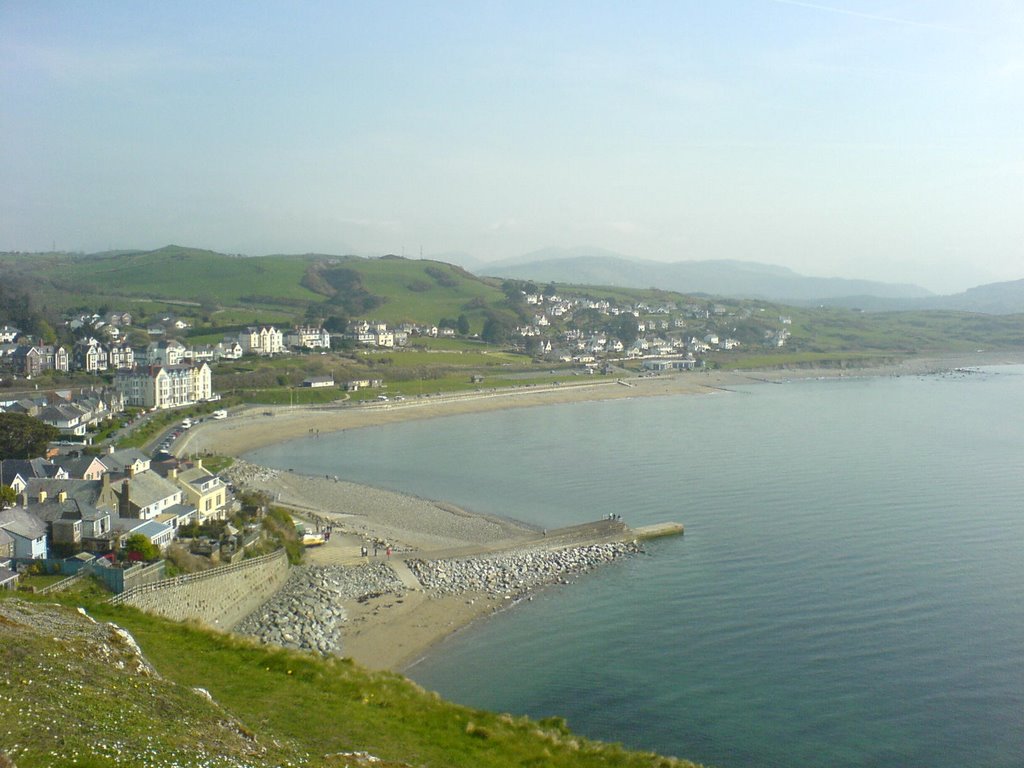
[30,246,322,307]
[330,257,507,327]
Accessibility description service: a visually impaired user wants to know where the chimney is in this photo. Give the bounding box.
[107,445,115,454]
[195,458,203,470]
[38,489,47,503]
[169,467,178,480]
[58,489,67,503]
[120,479,132,518]
[128,464,136,479]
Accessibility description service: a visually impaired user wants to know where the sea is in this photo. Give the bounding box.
[246,365,1024,768]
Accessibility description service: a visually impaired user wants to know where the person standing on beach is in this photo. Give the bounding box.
[386,546,392,559]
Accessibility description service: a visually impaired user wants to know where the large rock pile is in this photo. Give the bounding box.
[407,542,641,598]
[235,562,404,655]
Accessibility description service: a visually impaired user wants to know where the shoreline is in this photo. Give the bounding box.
[181,350,1023,459]
[207,352,1022,670]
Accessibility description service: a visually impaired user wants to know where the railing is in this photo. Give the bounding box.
[35,569,90,595]
[107,548,286,605]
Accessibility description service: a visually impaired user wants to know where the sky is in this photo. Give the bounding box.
[2,1,1022,294]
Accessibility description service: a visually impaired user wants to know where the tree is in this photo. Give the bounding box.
[323,315,348,333]
[481,317,510,344]
[124,533,160,562]
[456,314,470,335]
[0,484,16,510]
[36,319,57,345]
[0,413,60,460]
[612,315,640,345]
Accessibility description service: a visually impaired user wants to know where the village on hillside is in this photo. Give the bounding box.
[0,283,796,591]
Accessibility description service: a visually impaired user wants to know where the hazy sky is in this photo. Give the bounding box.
[2,1,1022,293]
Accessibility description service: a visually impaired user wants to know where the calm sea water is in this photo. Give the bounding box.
[248,366,1024,768]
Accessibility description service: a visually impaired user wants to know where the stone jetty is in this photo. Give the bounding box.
[234,542,644,656]
[407,541,642,598]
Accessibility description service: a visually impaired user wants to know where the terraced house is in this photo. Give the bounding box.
[10,343,70,376]
[239,325,284,355]
[170,461,228,522]
[73,337,109,372]
[115,362,213,409]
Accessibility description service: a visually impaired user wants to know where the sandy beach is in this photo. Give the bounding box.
[200,354,1022,670]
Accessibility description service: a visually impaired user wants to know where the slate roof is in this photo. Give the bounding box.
[0,567,18,587]
[0,458,65,486]
[100,448,151,474]
[23,478,114,524]
[114,472,181,510]
[0,509,47,540]
[52,455,104,479]
[177,466,221,492]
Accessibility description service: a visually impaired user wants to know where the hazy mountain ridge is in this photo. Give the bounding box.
[476,249,1024,314]
[484,250,933,301]
[6,244,1022,315]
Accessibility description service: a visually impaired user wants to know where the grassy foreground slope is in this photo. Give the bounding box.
[1,595,699,768]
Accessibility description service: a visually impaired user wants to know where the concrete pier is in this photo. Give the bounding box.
[630,522,685,540]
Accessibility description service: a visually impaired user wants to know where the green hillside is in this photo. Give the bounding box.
[299,256,511,329]
[0,246,514,331]
[30,245,322,306]
[1,595,699,768]
[2,246,1022,370]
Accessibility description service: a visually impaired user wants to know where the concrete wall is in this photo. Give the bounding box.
[109,549,289,631]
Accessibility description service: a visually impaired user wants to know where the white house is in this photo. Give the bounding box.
[116,363,213,409]
[239,326,284,356]
[286,325,331,349]
[0,509,48,559]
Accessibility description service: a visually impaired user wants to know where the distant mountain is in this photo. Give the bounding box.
[484,249,934,303]
[817,279,1024,315]
[931,279,1024,314]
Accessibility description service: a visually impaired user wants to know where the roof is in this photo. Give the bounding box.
[24,478,111,519]
[130,520,173,539]
[115,472,181,510]
[156,503,195,523]
[101,448,151,472]
[53,455,104,479]
[0,509,47,540]
[0,458,63,486]
[176,466,219,490]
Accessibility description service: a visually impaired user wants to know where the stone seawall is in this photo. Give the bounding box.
[109,550,290,631]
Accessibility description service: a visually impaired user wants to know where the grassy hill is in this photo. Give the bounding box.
[2,245,1022,373]
[0,246,518,333]
[1,594,699,768]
